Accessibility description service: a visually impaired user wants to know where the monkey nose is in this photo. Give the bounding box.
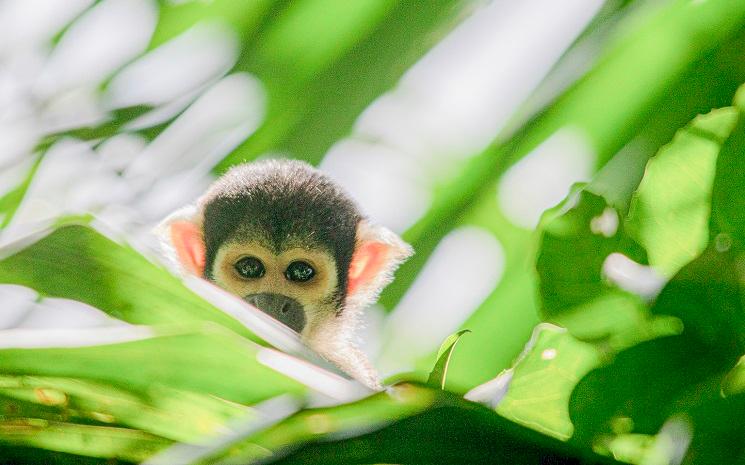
[245,293,306,333]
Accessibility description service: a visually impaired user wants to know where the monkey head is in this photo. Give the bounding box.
[158,159,412,387]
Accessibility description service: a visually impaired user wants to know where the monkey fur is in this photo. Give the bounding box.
[158,159,412,389]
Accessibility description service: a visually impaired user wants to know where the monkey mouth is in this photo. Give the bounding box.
[244,292,306,333]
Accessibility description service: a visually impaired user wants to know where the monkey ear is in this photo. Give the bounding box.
[346,220,413,307]
[155,205,206,276]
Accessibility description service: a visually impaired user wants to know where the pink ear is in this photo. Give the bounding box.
[169,220,206,276]
[345,221,413,303]
[347,242,388,295]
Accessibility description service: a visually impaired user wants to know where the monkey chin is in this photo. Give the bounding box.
[302,305,382,390]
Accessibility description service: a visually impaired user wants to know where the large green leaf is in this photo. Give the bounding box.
[569,226,745,449]
[0,326,305,405]
[0,223,259,343]
[186,385,619,465]
[0,222,341,370]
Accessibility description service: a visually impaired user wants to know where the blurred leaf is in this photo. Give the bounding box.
[0,223,261,344]
[570,241,745,448]
[398,26,745,383]
[569,335,731,447]
[538,189,646,316]
[427,329,470,390]
[681,393,745,465]
[191,383,436,464]
[534,189,668,352]
[192,385,619,465]
[31,1,275,161]
[404,194,541,391]
[627,107,739,276]
[723,355,745,396]
[0,419,169,463]
[0,157,41,230]
[603,433,658,465]
[382,0,745,313]
[532,0,745,168]
[0,375,248,443]
[217,0,466,169]
[494,325,600,441]
[651,245,745,358]
[711,106,745,246]
[0,445,124,465]
[151,0,276,48]
[0,326,305,405]
[35,105,156,151]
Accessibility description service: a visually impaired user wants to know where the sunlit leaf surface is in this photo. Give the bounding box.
[0,326,306,404]
[495,325,599,440]
[0,223,261,342]
[627,107,739,276]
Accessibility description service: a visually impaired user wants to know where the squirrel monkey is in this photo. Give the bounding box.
[158,159,412,388]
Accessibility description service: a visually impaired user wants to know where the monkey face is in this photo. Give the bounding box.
[157,160,412,387]
[210,239,340,334]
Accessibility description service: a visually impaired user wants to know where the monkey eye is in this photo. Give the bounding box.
[234,256,265,279]
[285,261,315,282]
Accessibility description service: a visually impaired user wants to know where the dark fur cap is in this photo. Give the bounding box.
[200,159,362,293]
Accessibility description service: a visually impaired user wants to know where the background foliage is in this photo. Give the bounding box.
[0,0,744,463]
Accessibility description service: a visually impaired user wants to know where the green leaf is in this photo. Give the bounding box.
[651,245,745,358]
[0,420,169,462]
[627,107,740,277]
[681,393,745,465]
[150,0,276,49]
[569,335,731,447]
[216,0,465,169]
[534,190,669,351]
[0,156,42,230]
[0,445,121,465]
[0,223,261,343]
[189,385,619,465]
[538,189,647,316]
[493,325,600,440]
[190,383,436,465]
[426,330,470,390]
[602,434,658,465]
[570,240,745,448]
[722,355,745,396]
[0,375,249,443]
[0,326,306,405]
[711,107,745,247]
[380,0,745,316]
